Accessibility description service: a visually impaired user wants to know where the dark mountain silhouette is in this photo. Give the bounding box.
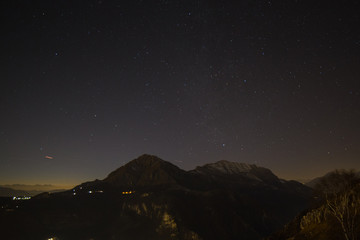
[0,154,313,240]
[103,154,189,187]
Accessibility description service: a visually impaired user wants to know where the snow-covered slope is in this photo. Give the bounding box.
[194,160,255,175]
[191,160,282,186]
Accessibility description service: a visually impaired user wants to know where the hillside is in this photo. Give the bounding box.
[267,170,360,240]
[0,187,29,197]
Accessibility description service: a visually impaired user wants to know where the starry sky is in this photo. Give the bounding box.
[1,0,359,186]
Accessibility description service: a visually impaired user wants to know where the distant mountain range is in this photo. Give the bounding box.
[0,154,313,240]
[0,184,71,197]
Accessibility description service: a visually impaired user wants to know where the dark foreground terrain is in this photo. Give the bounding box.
[0,154,312,240]
[267,170,360,240]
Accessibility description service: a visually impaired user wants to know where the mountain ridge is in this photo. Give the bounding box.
[85,154,300,191]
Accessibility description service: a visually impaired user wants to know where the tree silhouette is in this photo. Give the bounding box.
[317,170,360,240]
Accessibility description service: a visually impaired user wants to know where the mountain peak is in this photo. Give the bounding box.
[103,154,186,187]
[131,154,166,165]
[194,160,256,175]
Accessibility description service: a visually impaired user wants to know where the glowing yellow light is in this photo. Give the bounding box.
[121,190,134,195]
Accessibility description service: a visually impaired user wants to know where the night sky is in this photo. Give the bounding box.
[1,0,359,186]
